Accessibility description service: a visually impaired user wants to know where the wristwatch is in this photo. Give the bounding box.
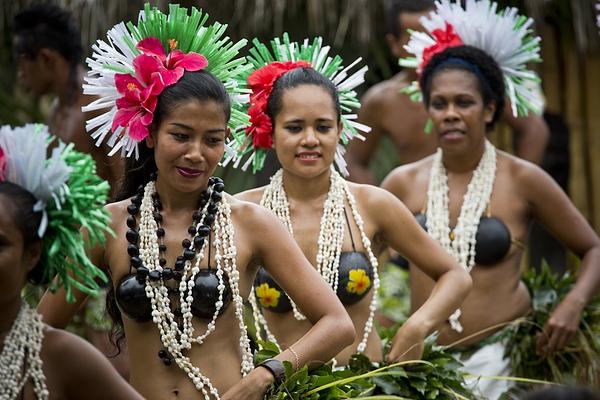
[258,358,285,385]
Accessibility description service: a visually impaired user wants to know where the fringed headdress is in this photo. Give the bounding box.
[82,3,250,158]
[400,0,543,117]
[0,124,111,301]
[224,33,370,175]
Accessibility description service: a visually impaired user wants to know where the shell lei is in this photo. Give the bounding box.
[425,141,497,332]
[0,303,48,400]
[251,168,379,353]
[139,181,252,399]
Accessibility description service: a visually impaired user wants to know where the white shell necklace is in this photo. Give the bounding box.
[139,181,253,399]
[0,303,48,400]
[425,140,497,332]
[251,168,380,353]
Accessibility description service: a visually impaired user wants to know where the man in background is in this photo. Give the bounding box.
[13,3,122,191]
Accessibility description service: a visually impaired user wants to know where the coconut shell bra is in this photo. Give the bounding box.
[115,179,232,322]
[253,210,374,312]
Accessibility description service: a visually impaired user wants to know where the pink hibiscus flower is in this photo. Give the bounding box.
[112,36,209,142]
[0,146,6,181]
[135,37,208,88]
[111,74,160,141]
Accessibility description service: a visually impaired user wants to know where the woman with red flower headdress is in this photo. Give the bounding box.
[229,34,471,365]
[37,5,355,400]
[382,1,600,398]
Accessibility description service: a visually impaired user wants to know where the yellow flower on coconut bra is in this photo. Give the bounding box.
[255,283,281,308]
[346,269,371,295]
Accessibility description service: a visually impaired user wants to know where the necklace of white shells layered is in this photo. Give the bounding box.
[425,140,497,332]
[249,168,380,354]
[0,303,48,400]
[139,180,253,400]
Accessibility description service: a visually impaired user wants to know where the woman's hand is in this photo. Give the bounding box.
[387,320,428,363]
[536,295,585,357]
[221,367,274,400]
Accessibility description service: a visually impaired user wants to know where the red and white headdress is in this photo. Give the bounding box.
[224,34,370,175]
[400,0,544,117]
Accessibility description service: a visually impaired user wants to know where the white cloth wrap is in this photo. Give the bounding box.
[459,340,514,400]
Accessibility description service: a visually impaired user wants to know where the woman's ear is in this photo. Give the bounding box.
[337,121,343,140]
[24,241,42,274]
[484,101,496,125]
[483,101,496,124]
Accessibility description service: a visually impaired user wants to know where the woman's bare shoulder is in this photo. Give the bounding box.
[233,186,266,204]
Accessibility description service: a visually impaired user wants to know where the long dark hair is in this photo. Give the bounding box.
[106,69,232,354]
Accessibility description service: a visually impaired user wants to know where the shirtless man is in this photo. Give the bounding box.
[346,0,549,184]
[13,4,122,191]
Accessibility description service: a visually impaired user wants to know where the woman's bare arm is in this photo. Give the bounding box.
[367,185,472,360]
[519,162,600,354]
[37,205,113,327]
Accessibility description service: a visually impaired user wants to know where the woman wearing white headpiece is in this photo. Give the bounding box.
[382,1,600,399]
[228,34,471,365]
[0,124,142,399]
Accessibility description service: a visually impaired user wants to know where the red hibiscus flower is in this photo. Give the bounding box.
[420,22,463,72]
[246,105,273,149]
[112,74,160,141]
[135,37,208,88]
[247,60,310,101]
[245,60,310,148]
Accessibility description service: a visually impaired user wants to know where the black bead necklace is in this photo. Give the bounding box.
[124,173,227,366]
[125,174,225,282]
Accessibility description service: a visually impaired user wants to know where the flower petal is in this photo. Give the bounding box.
[136,37,166,61]
[0,146,6,181]
[112,108,137,131]
[129,116,150,141]
[152,68,184,88]
[133,54,165,86]
[170,51,208,71]
[114,73,142,95]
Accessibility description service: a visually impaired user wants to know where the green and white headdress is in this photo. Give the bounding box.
[0,124,111,302]
[400,0,543,117]
[223,33,370,175]
[82,3,250,158]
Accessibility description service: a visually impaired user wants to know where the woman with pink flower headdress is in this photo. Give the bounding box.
[37,5,355,400]
[227,34,471,366]
[382,1,600,398]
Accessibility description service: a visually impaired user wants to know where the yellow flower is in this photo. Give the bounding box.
[255,283,281,308]
[346,269,371,295]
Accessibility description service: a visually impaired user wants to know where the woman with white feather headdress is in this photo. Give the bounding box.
[0,124,142,399]
[382,1,600,398]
